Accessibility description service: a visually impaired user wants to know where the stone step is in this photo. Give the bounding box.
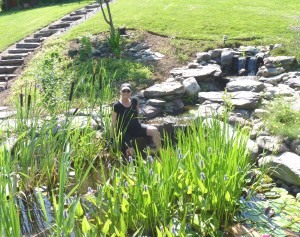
[34,29,58,38]
[85,4,100,9]
[0,81,8,92]
[0,74,16,81]
[0,59,24,66]
[24,38,44,43]
[16,43,40,49]
[49,22,71,29]
[61,16,82,22]
[0,66,19,74]
[1,53,28,60]
[70,10,88,16]
[8,48,34,54]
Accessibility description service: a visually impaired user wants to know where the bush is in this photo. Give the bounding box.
[262,98,300,139]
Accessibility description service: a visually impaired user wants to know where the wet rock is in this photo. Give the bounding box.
[284,77,300,89]
[258,152,300,186]
[226,79,265,92]
[143,81,184,98]
[182,77,201,96]
[256,135,289,153]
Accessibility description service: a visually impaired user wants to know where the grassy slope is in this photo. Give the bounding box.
[63,0,300,45]
[0,0,94,52]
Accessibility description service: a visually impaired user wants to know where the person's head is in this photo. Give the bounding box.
[120,83,132,98]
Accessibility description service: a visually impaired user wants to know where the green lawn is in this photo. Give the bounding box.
[64,0,300,45]
[0,0,94,52]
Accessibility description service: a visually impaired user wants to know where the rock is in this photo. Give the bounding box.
[284,77,300,89]
[264,56,298,69]
[164,98,184,114]
[187,62,199,69]
[196,103,222,119]
[146,99,166,106]
[290,139,300,156]
[258,152,300,186]
[0,111,17,119]
[198,91,260,110]
[140,104,162,119]
[143,81,185,98]
[259,73,288,85]
[257,66,285,77]
[226,79,265,92]
[252,109,269,119]
[196,52,211,62]
[264,84,295,98]
[256,135,289,153]
[208,48,223,59]
[247,139,260,160]
[182,77,201,96]
[221,50,234,67]
[170,65,222,81]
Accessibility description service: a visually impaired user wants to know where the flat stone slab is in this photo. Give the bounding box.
[1,53,28,60]
[0,74,16,81]
[259,152,300,186]
[16,43,40,49]
[0,59,24,66]
[0,111,17,119]
[49,23,71,29]
[226,79,265,92]
[170,65,222,81]
[198,91,260,110]
[8,48,34,54]
[61,16,82,21]
[0,66,19,73]
[24,38,44,43]
[144,81,185,98]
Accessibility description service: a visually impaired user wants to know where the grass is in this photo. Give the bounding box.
[63,0,300,44]
[0,0,94,52]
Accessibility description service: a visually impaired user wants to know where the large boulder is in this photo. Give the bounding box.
[226,79,265,92]
[258,152,300,186]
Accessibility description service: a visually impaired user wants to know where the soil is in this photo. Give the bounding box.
[0,30,195,108]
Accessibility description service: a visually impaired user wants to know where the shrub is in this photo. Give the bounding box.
[262,98,300,139]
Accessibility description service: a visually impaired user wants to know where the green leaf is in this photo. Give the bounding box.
[75,201,84,217]
[225,191,231,202]
[102,219,112,235]
[82,216,91,234]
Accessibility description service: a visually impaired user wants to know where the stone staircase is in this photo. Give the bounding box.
[0,3,101,93]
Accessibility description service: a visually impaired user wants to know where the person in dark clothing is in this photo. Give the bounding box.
[111,83,161,157]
